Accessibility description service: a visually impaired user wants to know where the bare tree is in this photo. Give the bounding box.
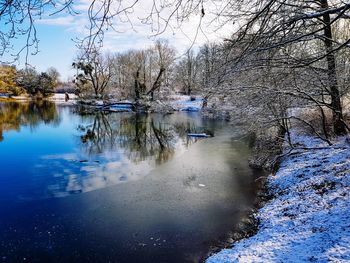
[175,49,200,95]
[106,40,176,101]
[46,67,61,87]
[145,40,176,99]
[72,47,113,97]
[2,0,350,136]
[220,0,350,135]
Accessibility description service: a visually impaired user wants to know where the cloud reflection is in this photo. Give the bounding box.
[35,112,208,198]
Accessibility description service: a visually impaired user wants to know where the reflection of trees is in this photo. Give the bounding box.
[0,101,60,141]
[79,113,201,165]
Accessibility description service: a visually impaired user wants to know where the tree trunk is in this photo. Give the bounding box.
[187,56,192,95]
[134,68,141,100]
[188,85,191,96]
[89,72,99,97]
[146,67,165,100]
[321,0,347,135]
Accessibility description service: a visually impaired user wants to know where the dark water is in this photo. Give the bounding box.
[0,101,261,263]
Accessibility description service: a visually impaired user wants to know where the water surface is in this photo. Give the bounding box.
[0,101,261,262]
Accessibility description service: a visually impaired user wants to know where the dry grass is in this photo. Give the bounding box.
[293,107,334,137]
[290,94,350,139]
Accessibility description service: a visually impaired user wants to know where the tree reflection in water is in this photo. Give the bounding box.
[0,102,213,198]
[0,101,60,141]
[78,112,200,165]
[42,111,206,197]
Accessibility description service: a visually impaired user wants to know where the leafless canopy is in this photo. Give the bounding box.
[1,0,350,136]
[0,0,77,62]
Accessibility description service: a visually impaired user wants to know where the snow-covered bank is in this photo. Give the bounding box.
[207,132,350,262]
[76,94,205,113]
[50,93,77,102]
[169,95,204,111]
[0,93,78,103]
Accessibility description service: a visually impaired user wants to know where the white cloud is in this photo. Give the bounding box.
[37,16,76,26]
[24,0,236,79]
[39,0,234,54]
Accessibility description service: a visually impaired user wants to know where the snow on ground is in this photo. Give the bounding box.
[169,95,204,111]
[51,93,77,101]
[207,131,350,262]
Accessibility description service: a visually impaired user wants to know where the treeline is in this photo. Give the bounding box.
[1,0,350,142]
[0,65,59,97]
[0,101,59,141]
[72,40,222,100]
[71,0,350,140]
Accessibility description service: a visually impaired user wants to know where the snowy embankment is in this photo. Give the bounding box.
[50,93,77,101]
[169,95,204,111]
[207,131,350,262]
[75,95,204,112]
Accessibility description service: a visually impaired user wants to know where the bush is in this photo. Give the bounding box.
[16,68,55,97]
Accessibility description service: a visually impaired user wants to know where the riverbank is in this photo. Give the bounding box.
[0,93,77,103]
[207,129,350,262]
[0,102,268,262]
[4,96,349,261]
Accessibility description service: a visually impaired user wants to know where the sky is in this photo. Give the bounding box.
[1,0,234,81]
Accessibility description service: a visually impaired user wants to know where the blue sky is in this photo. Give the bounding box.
[1,0,233,81]
[24,24,78,81]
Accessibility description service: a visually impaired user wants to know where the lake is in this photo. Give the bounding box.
[0,101,263,263]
